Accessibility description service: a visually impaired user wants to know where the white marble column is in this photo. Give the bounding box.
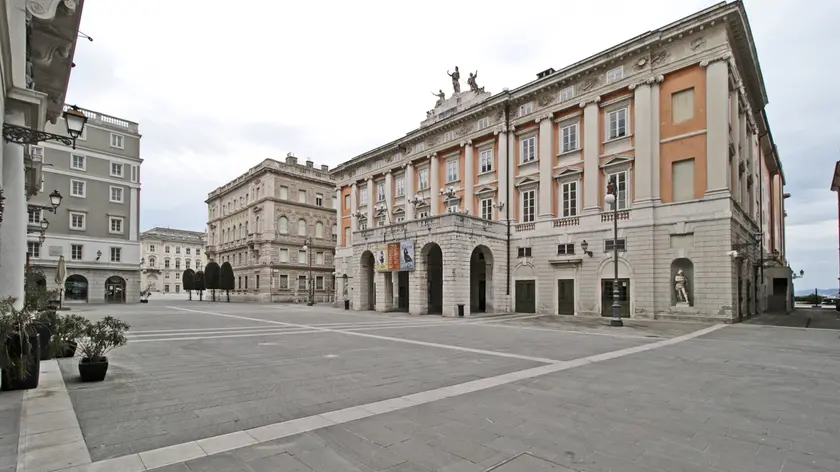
[507,126,516,220]
[384,170,393,220]
[405,162,415,220]
[581,98,601,212]
[703,54,731,195]
[430,153,440,215]
[350,182,358,233]
[538,115,554,218]
[365,177,374,223]
[632,81,653,204]
[729,90,740,202]
[0,112,27,309]
[650,80,662,202]
[463,141,474,214]
[495,129,508,222]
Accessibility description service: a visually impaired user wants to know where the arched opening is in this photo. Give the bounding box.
[146,274,159,291]
[65,274,89,302]
[315,221,324,238]
[470,246,494,313]
[298,219,307,236]
[27,273,47,291]
[670,258,694,307]
[360,251,375,310]
[514,264,537,313]
[423,243,443,314]
[598,258,633,317]
[105,276,127,303]
[277,216,288,234]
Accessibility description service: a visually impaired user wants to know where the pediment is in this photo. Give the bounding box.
[599,155,635,169]
[393,207,405,214]
[553,166,583,179]
[476,185,497,195]
[515,176,540,188]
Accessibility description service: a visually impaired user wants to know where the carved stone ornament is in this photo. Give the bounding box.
[633,57,648,72]
[427,135,441,147]
[496,109,505,122]
[385,154,393,163]
[690,37,706,50]
[650,51,669,67]
[537,92,556,107]
[455,124,471,137]
[580,76,599,92]
[26,0,77,19]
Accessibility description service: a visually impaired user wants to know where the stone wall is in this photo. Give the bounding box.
[37,266,141,304]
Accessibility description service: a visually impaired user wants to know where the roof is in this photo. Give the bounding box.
[140,227,206,243]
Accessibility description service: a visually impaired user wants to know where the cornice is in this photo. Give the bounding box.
[627,75,664,90]
[699,52,732,68]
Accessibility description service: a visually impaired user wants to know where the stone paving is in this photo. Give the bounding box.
[0,390,21,472]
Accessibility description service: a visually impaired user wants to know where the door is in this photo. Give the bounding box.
[515,280,536,313]
[398,271,409,310]
[601,279,630,317]
[478,281,486,312]
[557,279,575,315]
[105,283,123,303]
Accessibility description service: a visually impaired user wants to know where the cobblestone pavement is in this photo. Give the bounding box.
[16,302,836,472]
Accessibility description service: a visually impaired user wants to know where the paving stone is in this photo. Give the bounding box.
[248,453,314,472]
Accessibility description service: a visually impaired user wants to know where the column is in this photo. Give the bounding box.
[391,272,400,309]
[507,126,516,220]
[405,162,415,220]
[384,170,393,219]
[582,98,601,212]
[495,129,508,222]
[350,183,358,233]
[703,55,731,195]
[650,79,662,202]
[632,82,653,203]
[0,112,27,309]
[430,153,440,215]
[463,141,474,214]
[729,90,740,202]
[538,115,553,218]
[366,177,374,223]
[375,271,393,312]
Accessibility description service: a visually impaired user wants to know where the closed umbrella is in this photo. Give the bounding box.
[55,255,67,309]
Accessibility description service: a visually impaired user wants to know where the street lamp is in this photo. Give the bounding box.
[605,178,623,327]
[792,269,804,279]
[580,240,593,257]
[3,105,88,149]
[302,236,314,306]
[39,217,49,231]
[38,232,45,245]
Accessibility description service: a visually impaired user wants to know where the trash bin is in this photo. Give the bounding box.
[344,300,350,310]
[457,304,465,317]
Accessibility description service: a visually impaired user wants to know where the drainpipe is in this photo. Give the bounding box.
[504,100,511,298]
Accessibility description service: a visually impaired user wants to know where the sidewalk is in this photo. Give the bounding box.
[0,390,22,472]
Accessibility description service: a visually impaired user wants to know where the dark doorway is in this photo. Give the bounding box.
[105,276,126,303]
[398,271,409,311]
[478,281,486,312]
[600,279,630,317]
[557,279,575,315]
[470,246,494,314]
[360,251,375,310]
[515,280,536,313]
[64,274,88,302]
[425,244,443,314]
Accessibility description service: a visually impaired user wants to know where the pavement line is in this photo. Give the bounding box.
[167,307,561,363]
[56,322,726,472]
[127,329,325,343]
[128,325,281,334]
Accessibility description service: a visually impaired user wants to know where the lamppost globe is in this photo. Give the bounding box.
[40,217,49,231]
[605,193,616,205]
[581,240,588,252]
[800,270,804,277]
[302,245,308,251]
[48,189,62,210]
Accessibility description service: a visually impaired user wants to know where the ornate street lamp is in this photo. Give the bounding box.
[302,236,314,306]
[39,217,49,232]
[580,240,593,257]
[604,178,623,327]
[3,105,88,150]
[38,232,46,245]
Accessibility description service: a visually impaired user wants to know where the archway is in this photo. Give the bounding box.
[422,243,443,314]
[360,251,375,310]
[64,274,89,302]
[105,276,126,303]
[670,258,694,307]
[146,274,159,291]
[470,246,494,313]
[27,273,47,291]
[514,264,537,313]
[597,257,633,317]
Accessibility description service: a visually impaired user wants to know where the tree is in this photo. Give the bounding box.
[204,262,221,302]
[219,262,235,302]
[194,270,205,301]
[182,269,195,301]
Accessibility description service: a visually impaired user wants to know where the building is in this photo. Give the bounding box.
[140,227,207,293]
[333,1,791,321]
[0,0,85,308]
[831,161,840,303]
[27,106,143,303]
[205,155,337,302]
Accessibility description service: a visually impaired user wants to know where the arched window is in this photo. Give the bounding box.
[175,258,181,270]
[245,221,249,235]
[185,258,191,269]
[149,256,156,267]
[315,221,324,238]
[277,216,288,234]
[298,219,307,236]
[239,223,244,239]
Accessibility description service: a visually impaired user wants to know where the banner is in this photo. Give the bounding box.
[387,243,401,271]
[374,240,415,272]
[374,245,388,272]
[400,240,415,272]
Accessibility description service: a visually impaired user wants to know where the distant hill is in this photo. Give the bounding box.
[795,288,839,297]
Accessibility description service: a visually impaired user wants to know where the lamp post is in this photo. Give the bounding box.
[302,236,314,305]
[440,187,458,212]
[604,178,623,327]
[3,105,88,149]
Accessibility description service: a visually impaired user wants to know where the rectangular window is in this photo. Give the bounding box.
[130,165,138,183]
[479,149,493,173]
[315,193,324,206]
[298,189,307,203]
[109,186,124,203]
[175,247,181,254]
[517,247,532,258]
[447,204,459,214]
[279,275,288,289]
[71,244,83,260]
[360,186,369,205]
[186,248,191,255]
[279,186,288,199]
[521,137,536,163]
[377,182,385,201]
[28,208,42,224]
[165,245,170,253]
[672,158,696,202]
[298,250,307,264]
[396,215,405,223]
[608,108,628,140]
[418,210,429,219]
[418,169,429,190]
[477,117,490,130]
[561,124,578,152]
[519,102,533,116]
[70,179,86,197]
[315,276,324,290]
[298,276,307,290]
[344,194,350,208]
[395,177,405,197]
[606,171,629,210]
[606,66,624,84]
[110,247,122,262]
[279,248,289,262]
[110,133,125,149]
[446,159,459,183]
[557,243,575,255]
[109,217,124,234]
[480,198,493,220]
[69,212,85,230]
[110,162,124,177]
[358,218,368,230]
[196,249,200,256]
[150,244,156,252]
[560,85,575,102]
[176,273,180,279]
[521,189,536,223]
[316,252,324,265]
[27,242,40,258]
[672,88,695,124]
[561,181,578,217]
[605,238,627,252]
[71,154,86,170]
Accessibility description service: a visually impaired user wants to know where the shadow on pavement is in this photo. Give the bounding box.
[747,307,840,330]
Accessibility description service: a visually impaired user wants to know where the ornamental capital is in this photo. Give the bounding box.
[578,96,601,109]
[700,52,732,68]
[460,139,473,147]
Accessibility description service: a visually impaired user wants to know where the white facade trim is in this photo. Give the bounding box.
[40,141,142,165]
[45,167,141,189]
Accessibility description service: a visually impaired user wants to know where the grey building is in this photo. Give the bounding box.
[27,106,143,303]
[205,154,337,302]
[140,227,207,293]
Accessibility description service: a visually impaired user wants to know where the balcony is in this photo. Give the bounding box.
[515,223,535,232]
[601,211,630,223]
[552,216,580,228]
[356,213,506,243]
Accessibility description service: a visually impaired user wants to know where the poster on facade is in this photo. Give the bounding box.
[387,243,401,271]
[374,245,388,272]
[400,240,415,272]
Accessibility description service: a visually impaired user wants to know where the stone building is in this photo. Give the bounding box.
[205,155,337,302]
[140,227,207,293]
[332,1,791,322]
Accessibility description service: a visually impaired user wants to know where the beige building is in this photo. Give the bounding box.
[205,154,337,302]
[332,1,791,322]
[140,227,207,293]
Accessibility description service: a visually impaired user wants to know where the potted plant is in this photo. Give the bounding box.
[51,314,87,358]
[77,316,129,382]
[0,298,40,391]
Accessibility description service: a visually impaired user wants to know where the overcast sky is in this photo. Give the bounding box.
[66,0,839,289]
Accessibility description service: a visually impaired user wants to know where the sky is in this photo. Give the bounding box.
[65,0,840,289]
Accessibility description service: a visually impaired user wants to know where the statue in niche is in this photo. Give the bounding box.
[431,89,445,107]
[447,66,461,94]
[467,70,483,93]
[674,269,690,305]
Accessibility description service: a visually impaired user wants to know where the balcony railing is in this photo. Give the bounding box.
[601,210,630,222]
[515,223,535,232]
[356,213,506,241]
[552,216,580,228]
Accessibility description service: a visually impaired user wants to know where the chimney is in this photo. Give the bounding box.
[285,152,297,166]
[321,164,329,172]
[306,159,314,168]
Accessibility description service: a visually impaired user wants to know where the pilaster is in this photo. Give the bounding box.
[430,153,440,215]
[384,170,394,216]
[702,54,731,195]
[462,140,474,214]
[650,80,662,202]
[581,97,601,212]
[538,114,554,218]
[0,111,27,309]
[629,77,661,205]
[495,128,508,222]
[350,183,358,233]
[405,162,415,220]
[366,177,375,223]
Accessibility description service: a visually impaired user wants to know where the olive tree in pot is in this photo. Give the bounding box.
[51,314,87,358]
[0,298,40,391]
[77,316,130,382]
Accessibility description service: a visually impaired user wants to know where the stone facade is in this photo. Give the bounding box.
[140,227,207,293]
[34,265,141,304]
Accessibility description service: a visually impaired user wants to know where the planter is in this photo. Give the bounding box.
[57,341,77,358]
[37,325,54,360]
[78,357,108,382]
[1,334,41,391]
[140,299,149,303]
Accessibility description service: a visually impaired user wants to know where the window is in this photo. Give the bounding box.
[28,208,42,224]
[279,248,289,262]
[480,198,493,220]
[344,227,350,245]
[165,245,170,253]
[315,193,324,206]
[298,189,307,203]
[607,108,628,140]
[521,136,536,163]
[416,142,425,152]
[377,182,385,202]
[606,171,629,210]
[186,248,191,255]
[560,85,575,102]
[479,149,493,173]
[672,159,696,202]
[176,273,181,280]
[109,217,124,234]
[279,275,289,289]
[316,252,324,265]
[672,88,695,123]
[316,276,324,290]
[418,210,429,219]
[71,154,86,170]
[185,259,191,269]
[557,244,575,255]
[561,124,578,153]
[360,186,369,205]
[396,216,405,223]
[446,159,459,183]
[110,247,122,262]
[165,258,170,268]
[477,117,490,130]
[358,218,368,230]
[175,259,181,269]
[164,284,170,293]
[71,244,83,260]
[110,186,124,203]
[110,162,124,177]
[395,177,405,197]
[298,250,307,263]
[70,179,86,197]
[69,212,85,230]
[315,221,324,238]
[277,216,288,234]
[196,249,200,256]
[110,133,125,149]
[130,165,138,183]
[606,66,624,84]
[298,219,307,235]
[27,242,40,258]
[418,169,429,190]
[377,216,386,227]
[344,195,350,208]
[298,276,307,290]
[519,102,533,116]
[561,181,578,217]
[517,247,532,258]
[149,244,156,252]
[279,186,288,200]
[605,238,627,252]
[521,189,536,222]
